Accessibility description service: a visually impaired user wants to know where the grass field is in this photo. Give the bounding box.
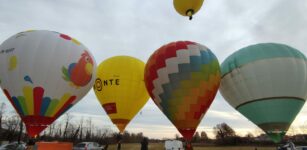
[106,143,276,150]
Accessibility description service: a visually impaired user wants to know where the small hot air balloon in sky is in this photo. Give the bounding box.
[219,43,307,143]
[94,56,149,133]
[0,30,96,138]
[173,0,204,20]
[144,41,220,148]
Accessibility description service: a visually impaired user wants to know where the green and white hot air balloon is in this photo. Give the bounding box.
[219,43,307,143]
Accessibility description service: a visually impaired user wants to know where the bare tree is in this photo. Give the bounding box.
[79,117,84,141]
[3,112,20,142]
[0,110,127,144]
[48,122,56,137]
[175,134,181,140]
[0,102,6,133]
[213,123,236,140]
[245,132,254,138]
[200,131,209,141]
[253,128,264,137]
[17,120,24,143]
[288,126,297,136]
[63,113,73,139]
[85,117,92,140]
[244,132,254,143]
[71,125,80,141]
[54,123,62,139]
[299,122,307,134]
[98,127,113,145]
[213,123,237,145]
[193,132,201,142]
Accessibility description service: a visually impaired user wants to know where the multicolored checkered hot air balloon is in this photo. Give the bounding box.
[0,30,96,138]
[144,41,221,143]
[219,43,307,143]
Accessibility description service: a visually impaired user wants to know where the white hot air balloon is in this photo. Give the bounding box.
[0,30,96,137]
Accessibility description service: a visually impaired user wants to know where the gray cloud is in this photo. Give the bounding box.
[0,0,306,139]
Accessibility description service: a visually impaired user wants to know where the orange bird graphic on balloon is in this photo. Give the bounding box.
[62,51,94,87]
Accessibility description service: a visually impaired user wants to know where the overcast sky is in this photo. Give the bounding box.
[0,0,306,139]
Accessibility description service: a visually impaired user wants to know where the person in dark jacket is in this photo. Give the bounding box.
[141,137,148,150]
[26,139,35,150]
[116,134,122,150]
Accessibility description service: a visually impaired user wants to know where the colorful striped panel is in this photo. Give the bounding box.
[18,96,28,115]
[221,43,307,76]
[4,86,76,119]
[237,98,304,143]
[23,86,34,115]
[12,97,24,116]
[52,93,72,116]
[33,87,44,116]
[40,97,51,116]
[45,99,59,117]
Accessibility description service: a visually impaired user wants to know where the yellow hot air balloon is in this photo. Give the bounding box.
[173,0,204,20]
[94,56,149,133]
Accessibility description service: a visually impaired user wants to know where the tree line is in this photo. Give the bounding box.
[0,102,151,145]
[186,122,307,146]
[1,102,307,146]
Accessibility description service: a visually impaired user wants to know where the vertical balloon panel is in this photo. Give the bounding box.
[0,30,96,137]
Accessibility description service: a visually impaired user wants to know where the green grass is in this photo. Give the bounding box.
[106,143,276,150]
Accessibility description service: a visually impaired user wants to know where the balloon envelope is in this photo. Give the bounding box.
[93,56,149,133]
[219,43,307,143]
[144,41,220,141]
[0,30,96,137]
[173,0,204,19]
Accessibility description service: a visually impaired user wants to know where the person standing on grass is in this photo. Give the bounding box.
[103,143,108,150]
[140,137,148,150]
[26,139,36,150]
[116,134,122,150]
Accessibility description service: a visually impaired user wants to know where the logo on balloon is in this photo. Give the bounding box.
[62,51,94,88]
[94,78,120,91]
[102,103,117,114]
[0,48,15,54]
[94,78,102,91]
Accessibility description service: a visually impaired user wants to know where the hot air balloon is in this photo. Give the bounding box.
[93,56,149,133]
[144,41,220,148]
[0,30,96,138]
[219,43,307,143]
[173,0,204,20]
